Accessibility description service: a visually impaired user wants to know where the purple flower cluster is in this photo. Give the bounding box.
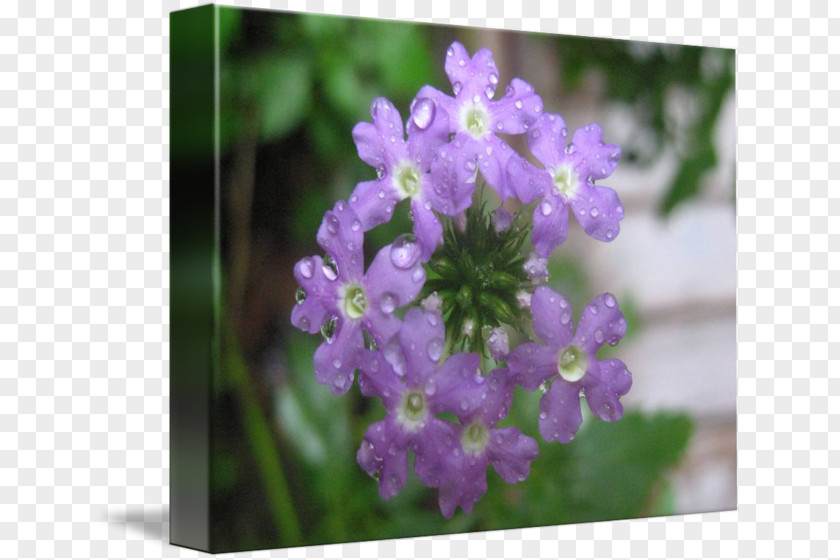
[291,41,632,517]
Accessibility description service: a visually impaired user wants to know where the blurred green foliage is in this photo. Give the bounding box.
[557,38,735,215]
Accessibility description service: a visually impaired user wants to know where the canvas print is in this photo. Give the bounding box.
[170,5,736,553]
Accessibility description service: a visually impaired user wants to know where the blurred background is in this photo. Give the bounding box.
[192,7,735,552]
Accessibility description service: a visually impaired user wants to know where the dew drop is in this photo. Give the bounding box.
[295,287,307,305]
[427,312,439,326]
[412,268,425,283]
[540,199,553,216]
[375,165,386,179]
[326,214,339,234]
[616,205,624,215]
[298,257,314,279]
[605,294,616,308]
[590,207,600,218]
[453,81,462,95]
[389,234,420,269]
[447,46,454,57]
[532,129,541,139]
[594,328,605,344]
[377,189,385,199]
[333,375,346,389]
[458,58,466,67]
[379,292,397,314]
[539,411,547,420]
[560,312,570,325]
[427,338,443,361]
[411,98,435,130]
[514,100,523,109]
[489,72,498,85]
[351,219,361,231]
[298,316,309,331]
[322,256,339,281]
[606,229,614,239]
[333,358,342,369]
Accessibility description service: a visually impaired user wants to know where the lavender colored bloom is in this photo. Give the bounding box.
[350,97,473,259]
[291,201,426,394]
[522,252,549,281]
[507,113,624,257]
[355,308,490,505]
[507,286,632,443]
[434,369,539,517]
[416,41,544,201]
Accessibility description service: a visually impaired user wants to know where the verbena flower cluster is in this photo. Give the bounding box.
[291,41,632,517]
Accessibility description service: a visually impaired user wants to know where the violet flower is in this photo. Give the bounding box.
[506,286,632,443]
[507,113,623,257]
[349,96,473,259]
[416,41,543,201]
[355,308,489,504]
[291,201,426,394]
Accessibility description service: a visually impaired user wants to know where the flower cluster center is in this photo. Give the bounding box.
[393,161,422,198]
[557,344,587,382]
[397,390,428,431]
[460,421,490,455]
[341,283,367,320]
[551,165,578,198]
[460,100,491,138]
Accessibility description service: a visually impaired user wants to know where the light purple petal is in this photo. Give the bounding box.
[526,112,569,169]
[415,85,458,131]
[569,182,624,243]
[406,97,451,170]
[351,121,388,170]
[436,454,488,518]
[423,138,477,215]
[583,358,632,422]
[531,193,570,257]
[444,42,499,101]
[290,255,334,334]
[357,420,408,499]
[363,240,426,329]
[313,318,363,395]
[506,341,557,391]
[473,368,515,428]
[530,285,575,349]
[412,417,459,489]
[487,426,540,483]
[316,201,364,280]
[488,78,543,135]
[538,379,583,443]
[356,349,403,409]
[491,206,514,232]
[361,311,402,350]
[569,123,621,181]
[506,155,551,205]
[574,292,627,354]
[522,252,549,281]
[398,308,445,387]
[371,97,407,165]
[411,198,443,261]
[427,353,486,422]
[348,179,401,232]
[475,135,517,200]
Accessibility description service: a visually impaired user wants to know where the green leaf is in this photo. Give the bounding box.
[253,55,313,142]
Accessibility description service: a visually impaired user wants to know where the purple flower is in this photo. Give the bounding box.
[507,286,632,443]
[434,369,540,517]
[507,113,624,257]
[416,41,544,201]
[291,201,426,394]
[350,97,473,259]
[355,308,489,504]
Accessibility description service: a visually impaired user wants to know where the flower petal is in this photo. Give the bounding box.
[531,193,570,257]
[473,368,515,428]
[412,417,459,488]
[526,112,569,169]
[574,292,627,354]
[313,318,363,395]
[583,358,632,422]
[415,85,458,131]
[444,42,499,101]
[487,426,540,483]
[488,78,543,135]
[357,420,408,499]
[475,135,517,200]
[569,182,624,242]
[406,97,451,170]
[423,138,477,215]
[398,308,445,387]
[356,349,403,409]
[569,123,621,180]
[427,352,486,422]
[363,241,426,327]
[530,285,575,349]
[352,121,388,170]
[349,179,401,231]
[410,197,443,261]
[506,154,551,205]
[316,201,364,280]
[538,379,583,443]
[506,341,557,391]
[436,453,488,518]
[290,255,334,334]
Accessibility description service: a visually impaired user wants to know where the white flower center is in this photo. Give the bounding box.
[551,164,579,198]
[459,99,491,139]
[392,161,421,199]
[460,420,490,455]
[340,283,367,320]
[557,344,587,382]
[397,390,428,432]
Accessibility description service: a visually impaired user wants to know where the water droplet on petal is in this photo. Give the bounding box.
[594,328,605,344]
[351,219,361,231]
[333,375,346,389]
[606,229,614,239]
[532,129,541,139]
[539,411,547,420]
[485,85,494,99]
[411,98,435,130]
[427,338,443,362]
[389,234,420,269]
[375,165,386,179]
[590,207,600,218]
[412,268,425,283]
[295,287,307,305]
[605,294,616,308]
[379,292,397,314]
[514,100,523,109]
[298,316,309,330]
[447,46,454,57]
[453,81,462,95]
[333,358,342,369]
[326,214,339,234]
[298,257,314,279]
[540,199,553,216]
[560,312,570,324]
[458,58,466,67]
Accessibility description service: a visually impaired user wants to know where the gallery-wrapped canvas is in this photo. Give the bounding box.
[171,4,736,553]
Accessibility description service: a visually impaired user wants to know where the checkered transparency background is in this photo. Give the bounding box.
[0,0,835,558]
